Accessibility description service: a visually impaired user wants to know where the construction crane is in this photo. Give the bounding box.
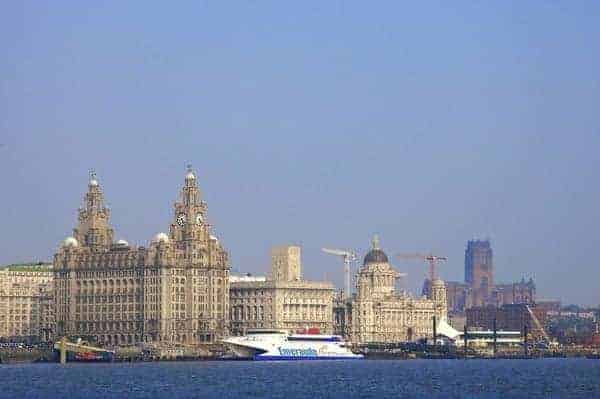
[322,247,357,300]
[396,253,448,282]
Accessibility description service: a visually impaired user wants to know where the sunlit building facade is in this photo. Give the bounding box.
[53,169,230,346]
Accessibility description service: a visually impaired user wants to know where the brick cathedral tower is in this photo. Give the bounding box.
[465,239,493,306]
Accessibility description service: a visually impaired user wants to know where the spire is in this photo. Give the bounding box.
[170,166,207,243]
[73,171,114,248]
[181,165,200,205]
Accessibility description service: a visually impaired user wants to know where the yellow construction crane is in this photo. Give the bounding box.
[395,253,447,282]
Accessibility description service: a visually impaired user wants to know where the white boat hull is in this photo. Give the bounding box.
[222,331,363,361]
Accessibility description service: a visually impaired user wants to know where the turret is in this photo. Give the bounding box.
[356,235,400,299]
[430,279,447,320]
[169,165,208,245]
[72,170,114,250]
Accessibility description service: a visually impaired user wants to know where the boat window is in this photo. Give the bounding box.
[288,336,341,342]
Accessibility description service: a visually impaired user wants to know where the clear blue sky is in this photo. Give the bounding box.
[1,2,599,305]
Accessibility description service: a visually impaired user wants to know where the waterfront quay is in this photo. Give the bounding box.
[2,340,599,364]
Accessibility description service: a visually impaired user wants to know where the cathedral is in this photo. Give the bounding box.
[350,236,447,343]
[53,168,230,346]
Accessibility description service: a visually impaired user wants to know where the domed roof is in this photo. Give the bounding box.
[116,239,129,246]
[63,237,79,248]
[363,235,389,265]
[364,249,389,265]
[89,170,99,186]
[185,165,196,180]
[153,232,169,243]
[431,278,445,287]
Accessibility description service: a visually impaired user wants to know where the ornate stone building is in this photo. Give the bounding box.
[350,236,447,343]
[53,169,230,346]
[0,267,53,343]
[229,246,334,335]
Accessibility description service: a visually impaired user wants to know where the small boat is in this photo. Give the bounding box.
[222,329,363,361]
[53,338,115,363]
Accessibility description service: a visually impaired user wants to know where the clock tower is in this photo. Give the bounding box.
[169,165,209,247]
[73,170,114,250]
[162,166,230,343]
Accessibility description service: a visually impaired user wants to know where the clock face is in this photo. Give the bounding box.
[195,214,203,225]
[177,214,186,226]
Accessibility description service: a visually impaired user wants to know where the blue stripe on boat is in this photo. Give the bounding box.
[254,355,363,361]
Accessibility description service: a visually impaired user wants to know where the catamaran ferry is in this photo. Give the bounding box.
[222,329,364,360]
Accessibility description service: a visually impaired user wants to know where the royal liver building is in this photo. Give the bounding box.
[54,169,230,346]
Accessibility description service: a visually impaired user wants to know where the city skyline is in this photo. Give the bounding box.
[0,168,591,307]
[2,2,599,306]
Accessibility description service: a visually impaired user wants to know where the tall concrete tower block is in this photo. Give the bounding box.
[271,246,302,282]
[465,240,493,306]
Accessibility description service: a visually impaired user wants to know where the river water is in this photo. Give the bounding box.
[1,359,599,398]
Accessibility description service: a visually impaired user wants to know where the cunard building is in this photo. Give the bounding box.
[54,168,230,346]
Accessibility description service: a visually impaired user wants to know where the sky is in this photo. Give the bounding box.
[1,1,599,305]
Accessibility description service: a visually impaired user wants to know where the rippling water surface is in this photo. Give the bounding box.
[1,359,599,398]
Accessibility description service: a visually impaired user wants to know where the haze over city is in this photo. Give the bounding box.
[1,2,599,306]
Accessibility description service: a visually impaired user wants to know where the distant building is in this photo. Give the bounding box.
[535,300,561,314]
[444,281,471,313]
[229,246,334,335]
[445,240,537,314]
[465,240,494,306]
[350,236,447,343]
[270,246,301,282]
[492,279,536,306]
[0,267,53,343]
[466,303,547,339]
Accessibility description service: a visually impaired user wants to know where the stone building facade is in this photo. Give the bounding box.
[0,267,53,342]
[53,169,230,346]
[270,246,301,282]
[350,236,447,343]
[229,246,334,335]
[38,282,54,342]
